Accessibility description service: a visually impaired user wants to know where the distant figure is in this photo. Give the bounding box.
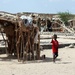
[40,19,46,32]
[37,18,41,31]
[47,19,52,32]
[51,34,59,62]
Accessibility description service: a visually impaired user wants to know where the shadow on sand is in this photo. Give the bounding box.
[56,61,72,64]
[42,57,72,64]
[0,55,17,61]
[0,55,71,64]
[42,57,61,63]
[0,55,61,64]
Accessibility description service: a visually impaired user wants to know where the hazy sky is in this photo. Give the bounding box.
[0,0,75,14]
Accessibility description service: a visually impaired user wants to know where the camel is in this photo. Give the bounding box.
[0,18,40,62]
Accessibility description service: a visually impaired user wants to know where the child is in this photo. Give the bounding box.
[51,34,59,62]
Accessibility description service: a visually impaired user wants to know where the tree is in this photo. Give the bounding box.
[58,12,74,26]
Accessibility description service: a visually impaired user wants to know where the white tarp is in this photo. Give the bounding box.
[20,15,33,26]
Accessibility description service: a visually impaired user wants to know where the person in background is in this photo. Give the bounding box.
[51,34,59,63]
[40,19,46,32]
[47,19,52,32]
[37,18,41,31]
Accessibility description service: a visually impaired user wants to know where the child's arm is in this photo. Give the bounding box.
[51,36,53,43]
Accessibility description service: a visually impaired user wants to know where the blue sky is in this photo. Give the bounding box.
[0,0,75,14]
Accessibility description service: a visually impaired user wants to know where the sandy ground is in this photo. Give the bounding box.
[0,47,75,75]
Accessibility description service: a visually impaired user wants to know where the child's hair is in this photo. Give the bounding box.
[53,34,57,39]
